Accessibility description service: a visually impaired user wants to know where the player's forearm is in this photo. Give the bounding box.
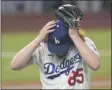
[11,37,41,70]
[71,35,100,70]
[11,20,56,70]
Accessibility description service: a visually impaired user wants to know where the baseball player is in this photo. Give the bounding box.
[11,4,100,89]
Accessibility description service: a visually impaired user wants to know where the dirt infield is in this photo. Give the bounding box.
[2,79,111,89]
[2,11,111,32]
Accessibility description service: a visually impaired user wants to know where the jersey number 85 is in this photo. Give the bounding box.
[68,68,84,86]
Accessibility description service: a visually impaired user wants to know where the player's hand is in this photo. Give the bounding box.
[68,17,81,39]
[38,20,56,42]
[69,28,79,38]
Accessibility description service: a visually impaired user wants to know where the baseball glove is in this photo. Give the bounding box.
[55,4,84,29]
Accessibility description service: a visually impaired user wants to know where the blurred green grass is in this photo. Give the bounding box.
[2,29,111,83]
[2,58,40,83]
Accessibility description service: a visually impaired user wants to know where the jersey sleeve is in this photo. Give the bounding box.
[85,37,100,57]
[32,47,41,65]
[32,42,44,65]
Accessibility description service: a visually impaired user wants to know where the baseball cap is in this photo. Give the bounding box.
[48,20,71,55]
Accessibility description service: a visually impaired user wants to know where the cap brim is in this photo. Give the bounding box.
[48,43,70,55]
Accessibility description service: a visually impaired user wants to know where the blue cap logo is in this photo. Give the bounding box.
[54,36,60,44]
[48,20,72,54]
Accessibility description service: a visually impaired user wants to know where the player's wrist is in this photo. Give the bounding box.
[35,36,43,44]
[69,30,80,41]
[70,34,79,40]
[69,28,79,37]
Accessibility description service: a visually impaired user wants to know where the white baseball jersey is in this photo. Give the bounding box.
[32,37,99,89]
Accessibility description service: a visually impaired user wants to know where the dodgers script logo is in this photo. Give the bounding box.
[44,53,82,80]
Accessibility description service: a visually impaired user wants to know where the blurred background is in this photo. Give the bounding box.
[1,0,111,89]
